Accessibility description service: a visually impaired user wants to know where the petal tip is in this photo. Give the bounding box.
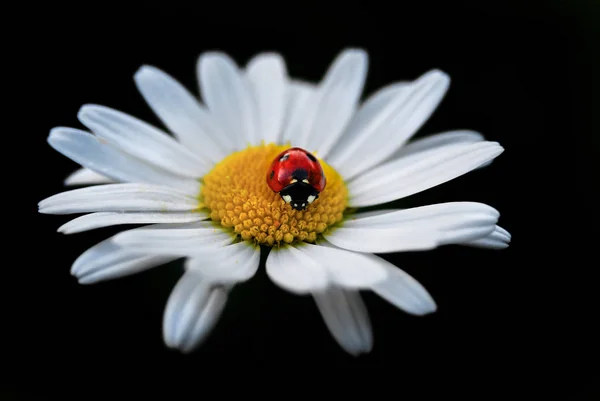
[47,127,65,142]
[70,263,80,276]
[339,339,373,357]
[342,47,368,58]
[76,104,101,121]
[57,224,78,235]
[76,276,94,285]
[424,302,438,315]
[248,51,285,66]
[198,51,233,68]
[496,240,511,249]
[415,69,450,88]
[134,64,160,82]
[48,126,83,147]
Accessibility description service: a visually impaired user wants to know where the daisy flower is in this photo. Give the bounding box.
[39,48,510,356]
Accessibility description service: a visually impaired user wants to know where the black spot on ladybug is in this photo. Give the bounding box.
[305,152,317,162]
[270,170,275,180]
[279,153,289,162]
[292,168,308,181]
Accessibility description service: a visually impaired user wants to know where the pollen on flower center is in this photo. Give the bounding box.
[200,143,348,246]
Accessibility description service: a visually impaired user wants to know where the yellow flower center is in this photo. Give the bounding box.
[200,143,348,246]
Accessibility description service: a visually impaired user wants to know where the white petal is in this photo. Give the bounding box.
[343,202,499,228]
[294,243,388,289]
[71,236,176,284]
[40,183,193,207]
[265,245,329,294]
[133,66,231,162]
[38,183,199,215]
[394,130,494,170]
[178,286,228,353]
[317,240,436,316]
[197,52,258,147]
[326,82,408,167]
[313,287,372,356]
[324,202,499,253]
[64,168,114,186]
[112,222,234,257]
[163,270,228,352]
[348,141,504,207]
[48,128,200,195]
[393,130,485,159]
[461,225,511,249]
[333,69,450,180]
[57,211,206,234]
[185,242,260,282]
[246,53,288,144]
[280,81,317,145]
[300,49,368,157]
[325,227,437,254]
[369,256,437,315]
[348,208,404,220]
[78,104,209,177]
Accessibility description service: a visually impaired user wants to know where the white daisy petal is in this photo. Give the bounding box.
[38,183,199,215]
[78,255,174,285]
[461,225,511,249]
[326,82,408,167]
[348,141,504,207]
[111,222,234,257]
[294,243,388,289]
[64,168,114,186]
[179,285,228,353]
[393,130,485,159]
[349,208,404,220]
[317,241,437,315]
[324,202,499,253]
[324,224,496,254]
[197,52,258,147]
[78,104,209,177]
[280,81,317,145]
[313,287,372,356]
[185,242,260,282]
[369,256,437,315]
[246,53,288,144]
[57,211,206,234]
[325,227,437,254]
[265,245,329,294]
[133,66,231,162]
[162,270,228,352]
[303,49,368,157]
[334,69,450,180]
[391,130,494,170]
[40,183,193,207]
[494,225,511,239]
[48,128,200,195]
[357,140,495,192]
[163,270,200,347]
[344,202,499,228]
[71,236,177,284]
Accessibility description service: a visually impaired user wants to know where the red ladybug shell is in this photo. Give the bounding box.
[267,147,326,193]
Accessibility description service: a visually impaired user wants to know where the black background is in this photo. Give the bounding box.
[5,1,597,398]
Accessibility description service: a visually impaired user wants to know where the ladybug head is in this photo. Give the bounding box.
[279,169,320,211]
[279,182,319,211]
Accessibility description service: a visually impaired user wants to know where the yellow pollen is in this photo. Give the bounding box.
[200,143,348,246]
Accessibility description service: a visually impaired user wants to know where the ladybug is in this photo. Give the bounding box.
[267,147,326,211]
